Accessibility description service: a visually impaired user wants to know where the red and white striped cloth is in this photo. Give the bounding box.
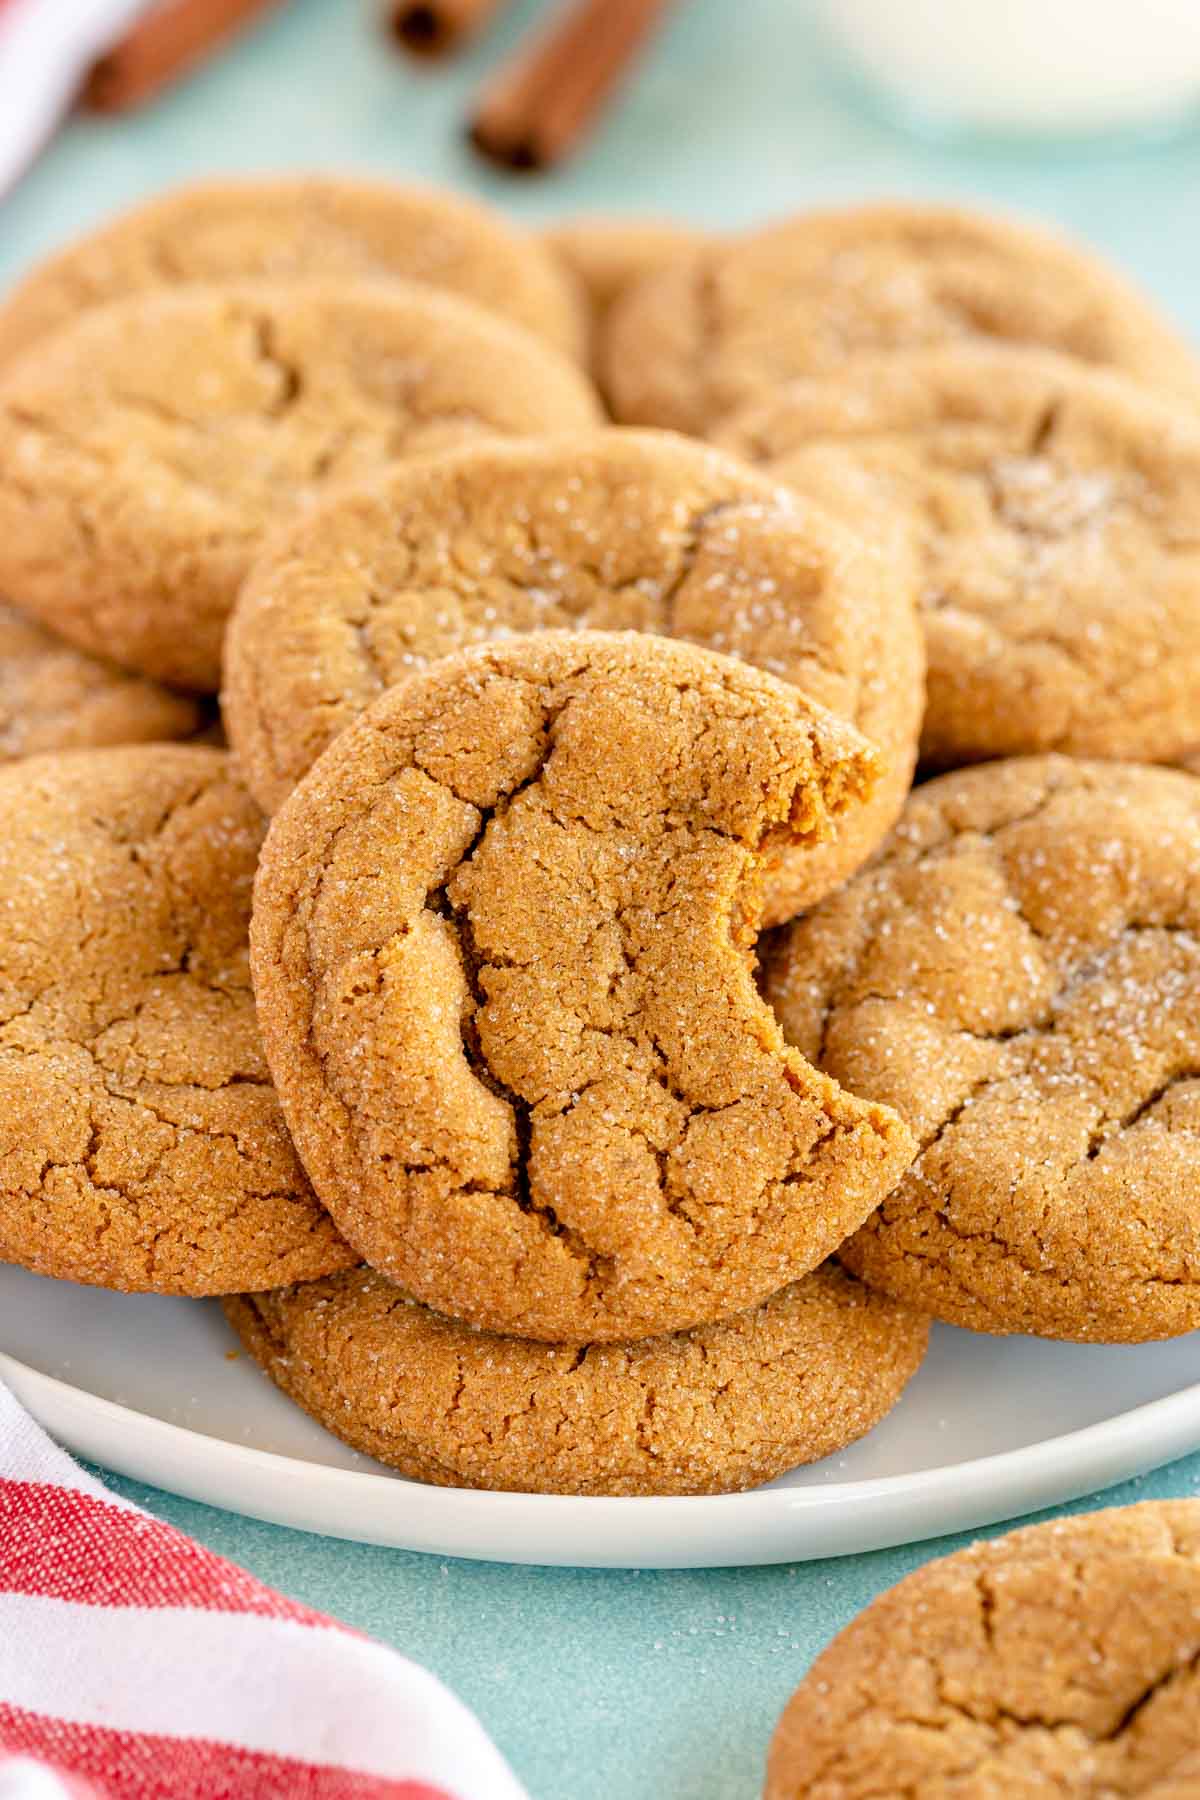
[0,1378,530,1800]
[0,0,150,195]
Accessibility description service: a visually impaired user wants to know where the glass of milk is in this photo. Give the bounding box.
[813,0,1200,137]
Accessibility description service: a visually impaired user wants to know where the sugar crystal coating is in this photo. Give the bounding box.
[768,1500,1200,1798]
[0,745,354,1293]
[224,429,923,922]
[0,176,586,369]
[225,1261,929,1496]
[765,755,1200,1342]
[250,631,915,1343]
[719,344,1200,767]
[0,280,600,691]
[605,201,1200,436]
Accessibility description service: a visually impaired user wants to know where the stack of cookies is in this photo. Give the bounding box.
[0,179,1197,1497]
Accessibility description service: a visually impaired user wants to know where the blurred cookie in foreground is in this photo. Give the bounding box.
[224,429,923,920]
[0,280,600,692]
[0,176,586,369]
[604,201,1200,436]
[0,745,354,1294]
[720,344,1200,767]
[0,599,200,759]
[225,1262,928,1496]
[250,631,914,1344]
[767,1501,1200,1798]
[764,756,1200,1342]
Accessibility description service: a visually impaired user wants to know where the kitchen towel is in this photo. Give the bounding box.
[0,1377,529,1800]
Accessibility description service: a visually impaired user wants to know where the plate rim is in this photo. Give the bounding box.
[5,1347,1200,1568]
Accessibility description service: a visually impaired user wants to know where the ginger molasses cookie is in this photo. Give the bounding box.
[224,430,924,922]
[540,217,709,379]
[767,1500,1200,1799]
[250,631,915,1343]
[763,756,1200,1342]
[0,280,600,693]
[604,202,1200,437]
[0,599,200,760]
[225,1262,928,1497]
[0,745,354,1294]
[719,345,1200,767]
[0,177,585,369]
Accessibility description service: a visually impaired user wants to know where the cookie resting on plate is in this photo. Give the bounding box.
[249,630,916,1344]
[225,1261,929,1497]
[223,428,923,922]
[0,598,201,760]
[0,175,585,369]
[764,755,1200,1342]
[603,200,1200,436]
[719,344,1200,768]
[0,280,600,691]
[0,746,354,1294]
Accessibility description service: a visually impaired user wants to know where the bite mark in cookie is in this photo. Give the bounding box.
[250,632,915,1342]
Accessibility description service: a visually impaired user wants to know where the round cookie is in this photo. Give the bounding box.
[0,280,600,693]
[603,201,1200,437]
[718,344,1200,767]
[763,755,1200,1343]
[223,430,925,922]
[767,1500,1200,1799]
[0,599,201,760]
[540,216,709,379]
[225,1261,928,1496]
[0,176,585,370]
[250,631,916,1344]
[0,745,354,1294]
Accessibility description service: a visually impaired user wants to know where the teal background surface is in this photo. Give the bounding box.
[4,3,1200,1795]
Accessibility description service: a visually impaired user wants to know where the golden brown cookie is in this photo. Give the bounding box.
[225,1261,928,1496]
[718,344,1200,767]
[223,429,924,922]
[0,280,601,693]
[0,177,585,370]
[250,631,915,1343]
[767,1500,1200,1799]
[0,599,200,759]
[0,745,354,1294]
[604,202,1200,437]
[763,756,1200,1343]
[540,216,709,379]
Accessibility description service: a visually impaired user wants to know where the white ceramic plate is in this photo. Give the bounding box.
[3,1263,1199,1568]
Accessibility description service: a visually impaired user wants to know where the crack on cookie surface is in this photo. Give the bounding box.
[0,284,599,689]
[606,205,1200,438]
[0,177,585,372]
[766,755,1200,1340]
[721,345,1200,764]
[0,746,351,1292]
[768,1504,1200,1798]
[223,1260,928,1495]
[224,435,923,924]
[253,635,915,1341]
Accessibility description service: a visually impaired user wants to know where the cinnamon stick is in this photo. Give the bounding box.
[82,0,288,114]
[469,0,678,172]
[389,0,510,59]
